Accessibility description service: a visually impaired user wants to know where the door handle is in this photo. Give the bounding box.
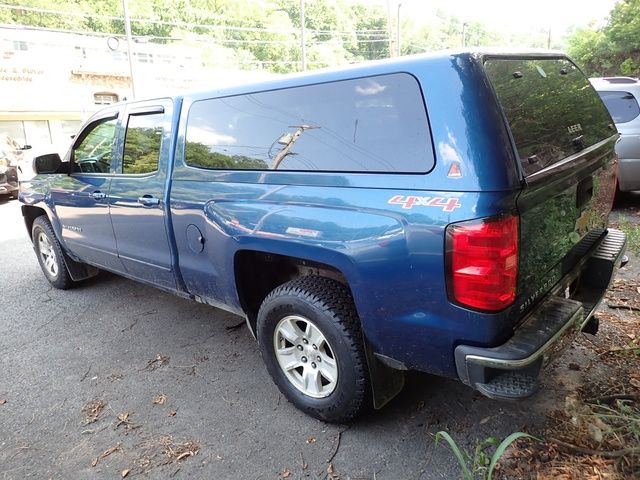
[89,191,107,200]
[137,195,160,207]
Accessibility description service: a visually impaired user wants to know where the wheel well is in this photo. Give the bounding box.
[234,251,348,331]
[21,205,47,239]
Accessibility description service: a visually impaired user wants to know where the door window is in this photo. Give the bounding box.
[72,117,117,173]
[122,112,163,174]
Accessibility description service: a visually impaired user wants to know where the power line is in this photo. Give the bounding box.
[0,24,388,46]
[181,4,388,33]
[0,26,348,66]
[0,3,390,37]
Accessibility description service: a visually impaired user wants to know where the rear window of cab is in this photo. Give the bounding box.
[485,57,615,176]
[184,73,435,173]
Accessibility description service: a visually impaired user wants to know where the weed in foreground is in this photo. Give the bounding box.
[435,431,536,480]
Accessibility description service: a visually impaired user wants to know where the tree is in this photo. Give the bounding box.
[567,0,640,76]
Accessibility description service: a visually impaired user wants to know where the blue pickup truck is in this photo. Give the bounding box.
[21,50,627,422]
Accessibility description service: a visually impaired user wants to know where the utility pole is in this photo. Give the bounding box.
[462,22,467,47]
[396,3,402,57]
[300,0,307,71]
[547,27,551,49]
[122,0,136,98]
[386,0,393,57]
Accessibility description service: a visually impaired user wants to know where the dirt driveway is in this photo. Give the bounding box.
[0,195,638,479]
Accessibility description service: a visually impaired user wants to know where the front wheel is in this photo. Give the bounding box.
[257,276,370,423]
[32,216,74,289]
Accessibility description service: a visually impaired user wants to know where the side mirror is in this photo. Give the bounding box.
[33,153,63,174]
[21,145,32,150]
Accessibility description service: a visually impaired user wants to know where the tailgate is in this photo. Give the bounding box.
[484,56,618,316]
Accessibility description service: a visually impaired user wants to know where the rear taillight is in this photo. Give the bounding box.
[446,214,519,312]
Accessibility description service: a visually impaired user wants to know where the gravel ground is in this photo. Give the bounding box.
[0,194,637,480]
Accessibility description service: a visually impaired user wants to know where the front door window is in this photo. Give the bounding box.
[72,117,117,173]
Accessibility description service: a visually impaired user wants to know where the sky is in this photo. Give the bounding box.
[374,0,620,34]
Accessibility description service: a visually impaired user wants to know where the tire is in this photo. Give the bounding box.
[257,276,371,423]
[32,216,74,289]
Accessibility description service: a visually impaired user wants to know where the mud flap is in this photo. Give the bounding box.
[363,336,405,409]
[61,250,99,282]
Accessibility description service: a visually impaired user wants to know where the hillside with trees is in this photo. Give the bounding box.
[0,0,554,73]
[567,0,640,77]
[2,0,638,76]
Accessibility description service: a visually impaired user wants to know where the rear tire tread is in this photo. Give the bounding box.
[258,275,371,423]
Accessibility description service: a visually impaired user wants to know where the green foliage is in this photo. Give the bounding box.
[185,141,267,170]
[123,126,161,174]
[435,430,537,480]
[1,0,392,72]
[567,0,640,76]
[618,215,640,255]
[4,0,564,74]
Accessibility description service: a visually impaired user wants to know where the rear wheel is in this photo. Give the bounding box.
[32,216,74,289]
[257,276,370,423]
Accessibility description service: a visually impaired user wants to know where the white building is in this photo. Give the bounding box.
[0,26,271,151]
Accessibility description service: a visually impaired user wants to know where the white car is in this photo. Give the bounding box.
[591,77,640,192]
[0,134,23,199]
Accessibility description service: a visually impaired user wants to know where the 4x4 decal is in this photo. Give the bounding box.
[388,195,462,212]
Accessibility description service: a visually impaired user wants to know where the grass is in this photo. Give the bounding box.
[435,431,536,480]
[617,215,640,255]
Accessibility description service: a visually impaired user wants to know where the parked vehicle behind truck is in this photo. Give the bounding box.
[591,76,640,192]
[21,50,626,422]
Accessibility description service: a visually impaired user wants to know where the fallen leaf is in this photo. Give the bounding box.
[631,378,640,389]
[153,394,167,405]
[306,436,316,444]
[279,468,292,478]
[479,416,491,424]
[0,399,6,405]
[168,410,177,417]
[121,469,130,478]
